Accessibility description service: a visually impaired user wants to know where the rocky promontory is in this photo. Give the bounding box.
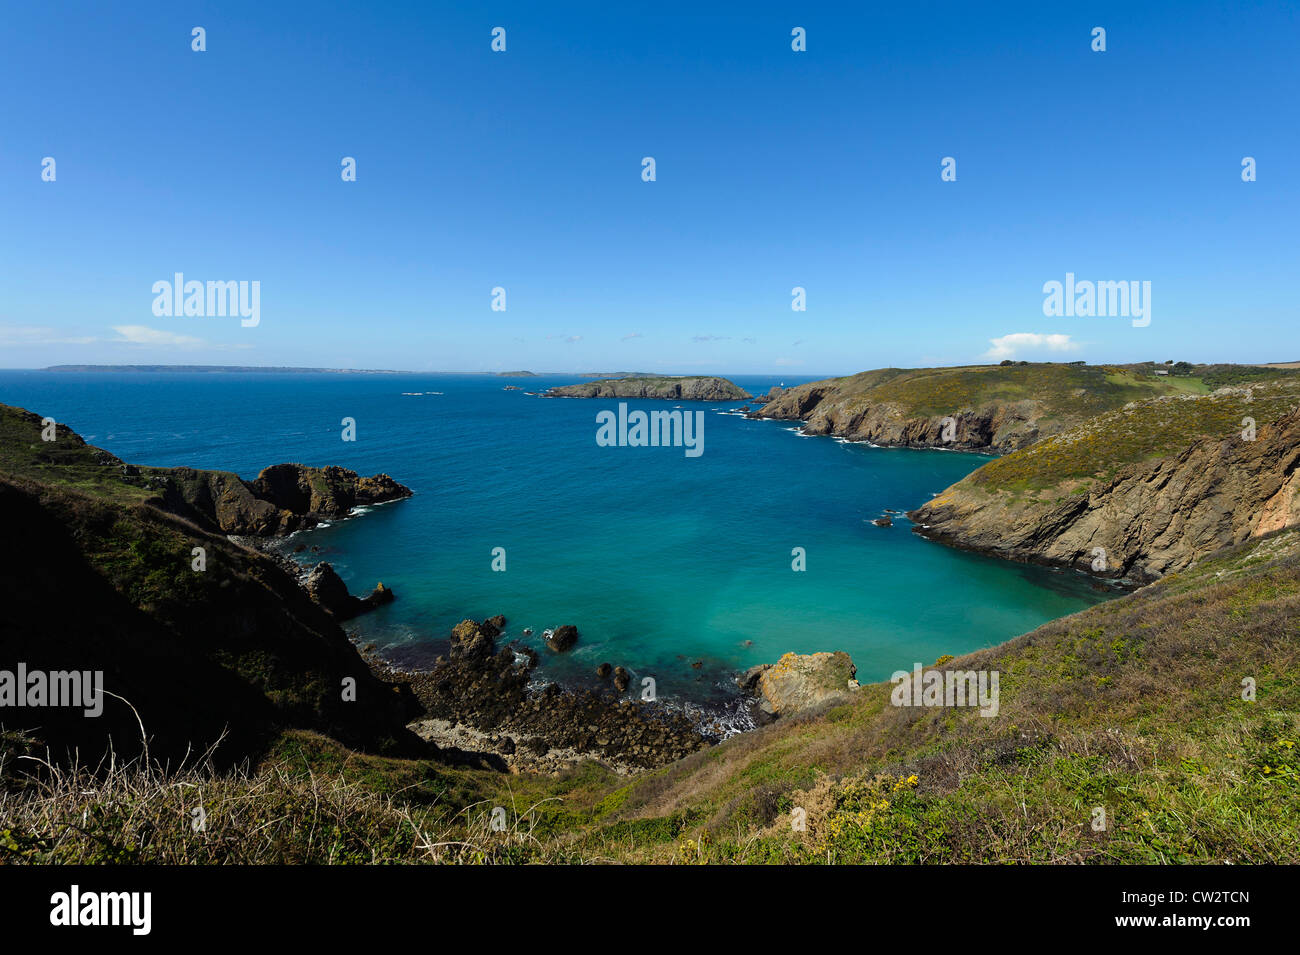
[145,462,412,536]
[545,376,751,401]
[910,387,1300,582]
[751,363,1198,453]
[0,402,423,767]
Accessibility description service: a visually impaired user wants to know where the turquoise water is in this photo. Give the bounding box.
[0,371,1117,713]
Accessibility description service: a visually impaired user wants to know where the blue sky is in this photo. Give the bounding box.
[1,0,1296,374]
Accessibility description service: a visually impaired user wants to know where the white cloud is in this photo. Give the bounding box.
[984,332,1080,360]
[111,325,208,347]
[0,325,99,346]
[105,325,253,351]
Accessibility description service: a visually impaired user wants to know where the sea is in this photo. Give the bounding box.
[0,370,1119,732]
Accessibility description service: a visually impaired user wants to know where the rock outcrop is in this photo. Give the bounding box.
[147,462,412,536]
[546,624,579,652]
[303,562,394,620]
[740,651,859,718]
[910,403,1300,582]
[545,376,751,401]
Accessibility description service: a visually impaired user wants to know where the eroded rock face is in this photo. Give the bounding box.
[754,388,1040,453]
[910,406,1300,582]
[740,651,859,718]
[146,463,412,536]
[252,464,410,519]
[545,376,751,401]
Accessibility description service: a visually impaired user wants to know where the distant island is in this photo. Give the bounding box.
[545,375,752,400]
[496,370,538,377]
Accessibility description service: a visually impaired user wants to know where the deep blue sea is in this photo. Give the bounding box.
[0,371,1117,724]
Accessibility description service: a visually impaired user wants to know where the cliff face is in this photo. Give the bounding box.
[753,364,1195,453]
[0,403,421,766]
[910,402,1300,582]
[545,376,751,400]
[150,462,411,536]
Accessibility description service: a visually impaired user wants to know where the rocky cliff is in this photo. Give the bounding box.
[151,462,411,536]
[910,387,1300,582]
[752,363,1197,453]
[546,376,751,400]
[0,403,422,766]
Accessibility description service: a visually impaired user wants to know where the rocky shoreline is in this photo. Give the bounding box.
[361,617,713,774]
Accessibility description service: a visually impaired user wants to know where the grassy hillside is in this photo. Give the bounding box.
[971,377,1300,494]
[820,363,1203,419]
[752,362,1248,453]
[8,527,1297,864]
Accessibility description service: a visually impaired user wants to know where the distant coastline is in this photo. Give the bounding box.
[43,364,408,374]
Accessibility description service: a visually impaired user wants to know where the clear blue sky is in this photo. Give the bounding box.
[1,1,1296,374]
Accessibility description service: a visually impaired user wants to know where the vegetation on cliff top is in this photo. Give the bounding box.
[968,378,1300,494]
[768,363,1206,420]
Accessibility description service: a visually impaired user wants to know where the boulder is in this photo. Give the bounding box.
[449,619,496,660]
[613,666,631,691]
[303,563,395,620]
[740,651,858,718]
[304,562,359,618]
[546,625,579,653]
